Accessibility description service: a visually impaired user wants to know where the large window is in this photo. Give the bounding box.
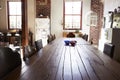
[8,1,22,29]
[63,1,82,30]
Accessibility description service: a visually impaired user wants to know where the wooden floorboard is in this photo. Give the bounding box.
[2,38,120,80]
[70,47,82,80]
[63,46,72,80]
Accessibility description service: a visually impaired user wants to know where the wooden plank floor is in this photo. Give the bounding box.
[3,38,120,80]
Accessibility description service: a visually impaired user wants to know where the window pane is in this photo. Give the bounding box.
[72,2,81,14]
[65,15,80,29]
[72,16,80,28]
[9,2,17,15]
[9,2,21,15]
[65,2,73,14]
[10,16,16,29]
[65,2,81,14]
[16,16,21,29]
[16,2,22,15]
[64,1,82,30]
[8,1,22,29]
[65,16,73,29]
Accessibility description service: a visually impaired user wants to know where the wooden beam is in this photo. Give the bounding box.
[21,0,29,60]
[21,0,28,46]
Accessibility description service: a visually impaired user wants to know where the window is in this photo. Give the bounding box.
[8,1,22,29]
[63,1,82,30]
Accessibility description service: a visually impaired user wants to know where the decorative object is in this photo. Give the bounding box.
[64,40,70,46]
[86,11,98,27]
[70,40,77,46]
[64,40,77,46]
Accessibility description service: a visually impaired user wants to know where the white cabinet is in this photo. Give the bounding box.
[35,18,50,46]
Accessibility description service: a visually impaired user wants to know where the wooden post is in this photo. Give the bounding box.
[21,0,29,60]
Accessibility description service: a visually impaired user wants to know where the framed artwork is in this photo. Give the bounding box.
[37,0,47,5]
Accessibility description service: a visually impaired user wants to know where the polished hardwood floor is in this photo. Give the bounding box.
[3,38,120,80]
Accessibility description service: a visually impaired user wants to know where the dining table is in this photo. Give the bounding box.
[3,38,120,80]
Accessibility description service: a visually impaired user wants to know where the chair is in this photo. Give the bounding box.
[53,34,56,40]
[0,47,21,78]
[82,34,88,41]
[35,39,43,51]
[89,38,93,44]
[47,35,53,43]
[103,43,115,58]
[23,45,36,61]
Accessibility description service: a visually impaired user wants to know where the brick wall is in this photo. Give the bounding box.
[90,0,103,45]
[36,0,51,18]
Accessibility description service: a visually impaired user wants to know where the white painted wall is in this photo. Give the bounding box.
[104,0,120,16]
[51,0,63,38]
[0,0,7,31]
[51,0,91,38]
[27,0,36,41]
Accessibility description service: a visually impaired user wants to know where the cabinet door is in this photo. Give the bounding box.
[112,28,120,45]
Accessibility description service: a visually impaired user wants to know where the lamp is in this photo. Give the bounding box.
[7,32,12,36]
[0,32,3,36]
[15,32,20,36]
[15,29,20,36]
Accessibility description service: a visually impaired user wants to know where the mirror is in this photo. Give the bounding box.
[86,11,98,27]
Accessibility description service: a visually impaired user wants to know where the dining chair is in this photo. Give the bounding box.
[103,43,114,58]
[47,34,53,43]
[53,34,56,40]
[82,34,88,41]
[23,45,36,61]
[35,39,43,51]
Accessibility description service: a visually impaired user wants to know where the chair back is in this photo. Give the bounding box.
[82,34,88,41]
[35,39,43,51]
[103,43,114,58]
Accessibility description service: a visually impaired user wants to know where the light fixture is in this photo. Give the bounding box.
[15,32,20,36]
[7,32,12,36]
[0,32,3,35]
[15,30,20,36]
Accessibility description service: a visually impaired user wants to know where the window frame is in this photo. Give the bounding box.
[63,0,82,30]
[7,1,22,30]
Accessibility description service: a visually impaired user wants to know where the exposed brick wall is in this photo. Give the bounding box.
[90,0,103,45]
[36,0,51,18]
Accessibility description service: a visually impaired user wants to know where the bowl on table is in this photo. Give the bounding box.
[70,40,77,46]
[64,40,70,46]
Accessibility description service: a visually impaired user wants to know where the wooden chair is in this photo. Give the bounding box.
[103,43,115,58]
[53,34,56,40]
[82,34,88,41]
[23,45,36,60]
[47,34,53,43]
[35,39,43,51]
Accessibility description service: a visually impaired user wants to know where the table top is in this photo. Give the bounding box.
[3,38,120,80]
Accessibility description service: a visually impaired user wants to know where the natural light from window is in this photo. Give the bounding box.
[8,2,22,29]
[64,1,82,30]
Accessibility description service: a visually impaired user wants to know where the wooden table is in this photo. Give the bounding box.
[3,38,120,80]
